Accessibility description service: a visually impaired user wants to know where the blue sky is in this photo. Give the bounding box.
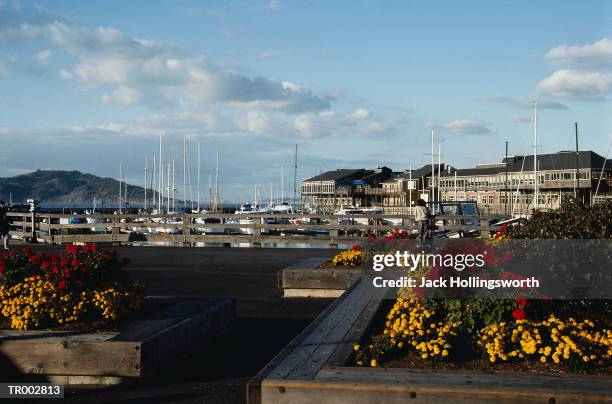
[1,0,611,202]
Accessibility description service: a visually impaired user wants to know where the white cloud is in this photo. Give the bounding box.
[546,38,612,68]
[238,111,270,134]
[35,49,52,65]
[0,22,43,38]
[265,0,281,10]
[536,69,612,101]
[346,108,371,120]
[0,5,331,113]
[484,96,568,110]
[536,38,612,102]
[100,85,142,105]
[58,68,73,80]
[38,22,330,112]
[427,119,495,135]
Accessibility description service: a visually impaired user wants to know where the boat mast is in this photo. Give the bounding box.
[533,101,538,211]
[144,155,148,211]
[124,172,128,212]
[197,141,201,212]
[152,155,156,210]
[119,161,122,214]
[167,162,171,213]
[172,153,176,212]
[438,144,441,203]
[208,174,212,211]
[575,122,580,201]
[281,165,284,204]
[293,144,298,205]
[158,134,163,212]
[183,134,187,210]
[214,148,220,212]
[431,128,435,205]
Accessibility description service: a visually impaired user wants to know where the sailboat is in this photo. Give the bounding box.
[85,196,104,233]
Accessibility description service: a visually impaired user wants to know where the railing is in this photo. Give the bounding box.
[6,212,506,248]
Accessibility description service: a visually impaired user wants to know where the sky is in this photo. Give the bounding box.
[1,0,611,203]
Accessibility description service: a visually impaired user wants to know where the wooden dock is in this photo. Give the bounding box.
[6,212,505,248]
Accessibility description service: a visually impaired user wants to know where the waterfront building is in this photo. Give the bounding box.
[436,150,612,214]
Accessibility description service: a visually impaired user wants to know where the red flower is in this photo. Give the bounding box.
[515,296,528,308]
[84,244,97,253]
[70,259,79,268]
[45,274,51,280]
[63,269,71,278]
[65,244,78,255]
[511,309,526,320]
[57,280,67,290]
[351,244,362,252]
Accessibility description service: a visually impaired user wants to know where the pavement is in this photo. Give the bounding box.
[4,244,338,404]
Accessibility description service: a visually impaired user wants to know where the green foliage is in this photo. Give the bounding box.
[425,298,516,336]
[510,197,612,239]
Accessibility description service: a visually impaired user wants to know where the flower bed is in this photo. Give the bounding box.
[352,296,611,375]
[0,245,144,331]
[351,199,612,375]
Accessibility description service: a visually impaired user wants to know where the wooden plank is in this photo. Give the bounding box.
[284,258,330,270]
[247,280,365,404]
[264,279,382,381]
[326,295,385,367]
[0,298,233,379]
[286,285,385,380]
[0,338,141,377]
[261,373,612,404]
[280,268,361,290]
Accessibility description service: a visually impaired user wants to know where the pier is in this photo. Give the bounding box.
[5,211,505,247]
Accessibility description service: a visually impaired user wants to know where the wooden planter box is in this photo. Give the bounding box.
[0,297,233,385]
[278,258,362,298]
[249,279,612,403]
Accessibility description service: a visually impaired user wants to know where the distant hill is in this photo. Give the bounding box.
[0,170,155,205]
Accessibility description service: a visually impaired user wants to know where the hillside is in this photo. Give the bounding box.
[0,170,154,205]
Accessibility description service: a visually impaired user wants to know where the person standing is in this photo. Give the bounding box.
[414,199,431,241]
[0,201,10,250]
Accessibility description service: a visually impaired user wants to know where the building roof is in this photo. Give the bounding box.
[303,169,366,182]
[442,151,610,177]
[398,164,453,179]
